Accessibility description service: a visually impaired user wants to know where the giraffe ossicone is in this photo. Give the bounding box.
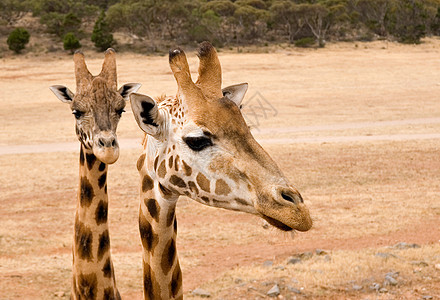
[130,41,312,299]
[50,49,141,300]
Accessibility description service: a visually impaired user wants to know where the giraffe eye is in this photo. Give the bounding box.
[183,136,213,151]
[72,110,84,119]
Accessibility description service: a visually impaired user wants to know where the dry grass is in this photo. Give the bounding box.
[1,39,440,299]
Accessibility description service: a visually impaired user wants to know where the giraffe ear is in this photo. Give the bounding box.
[130,93,164,137]
[118,83,141,100]
[49,85,74,103]
[222,83,248,107]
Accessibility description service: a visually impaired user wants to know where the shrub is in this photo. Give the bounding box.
[7,27,30,53]
[91,11,114,51]
[294,37,315,48]
[63,32,81,54]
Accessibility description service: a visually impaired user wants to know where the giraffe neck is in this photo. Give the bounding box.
[137,153,183,300]
[71,145,120,300]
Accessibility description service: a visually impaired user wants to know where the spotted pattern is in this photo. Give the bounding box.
[182,160,192,176]
[98,162,106,172]
[142,175,154,192]
[157,160,166,178]
[170,262,182,298]
[86,153,96,170]
[215,179,231,196]
[143,261,161,300]
[97,230,110,261]
[174,155,180,171]
[139,211,159,253]
[145,198,160,223]
[168,156,174,169]
[75,221,93,261]
[95,200,108,225]
[98,173,107,189]
[188,181,199,194]
[161,239,176,275]
[102,257,113,278]
[137,153,146,171]
[196,173,210,193]
[169,175,186,188]
[78,273,98,300]
[80,177,95,207]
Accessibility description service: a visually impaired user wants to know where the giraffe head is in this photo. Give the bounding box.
[50,49,141,164]
[130,42,312,232]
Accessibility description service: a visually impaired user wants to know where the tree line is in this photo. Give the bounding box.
[2,0,440,53]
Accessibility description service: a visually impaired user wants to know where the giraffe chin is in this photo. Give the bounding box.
[259,204,313,232]
[93,147,120,165]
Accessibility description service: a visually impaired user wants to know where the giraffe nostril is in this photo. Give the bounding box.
[98,138,105,147]
[281,192,295,203]
[111,139,116,147]
[280,190,304,204]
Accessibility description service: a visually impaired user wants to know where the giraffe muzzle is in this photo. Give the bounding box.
[93,132,120,164]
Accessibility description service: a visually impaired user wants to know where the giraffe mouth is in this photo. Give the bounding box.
[261,215,293,231]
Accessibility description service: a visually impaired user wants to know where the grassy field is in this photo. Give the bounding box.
[0,39,440,299]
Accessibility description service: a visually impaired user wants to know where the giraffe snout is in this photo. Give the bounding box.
[93,132,119,164]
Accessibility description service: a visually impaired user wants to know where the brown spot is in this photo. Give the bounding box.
[98,173,107,189]
[215,179,231,196]
[86,153,96,170]
[154,156,159,171]
[170,262,183,298]
[145,198,160,223]
[102,257,112,278]
[142,175,154,192]
[201,196,209,203]
[103,287,117,300]
[139,210,159,254]
[166,206,175,227]
[168,156,174,169]
[137,153,146,171]
[98,162,106,172]
[75,221,93,261]
[95,200,107,225]
[78,273,98,300]
[80,177,95,207]
[157,160,166,178]
[143,261,160,300]
[79,148,85,166]
[97,230,110,261]
[182,160,192,176]
[174,155,180,171]
[170,175,187,188]
[188,181,199,194]
[161,239,176,275]
[196,173,210,193]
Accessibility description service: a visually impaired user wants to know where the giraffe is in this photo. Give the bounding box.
[50,49,140,299]
[129,41,312,299]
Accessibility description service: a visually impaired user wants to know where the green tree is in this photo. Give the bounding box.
[388,0,439,43]
[270,1,306,43]
[0,0,26,25]
[300,0,348,47]
[91,11,114,51]
[352,0,392,36]
[63,32,81,54]
[7,27,30,53]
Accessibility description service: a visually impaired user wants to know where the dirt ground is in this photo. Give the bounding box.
[1,39,440,299]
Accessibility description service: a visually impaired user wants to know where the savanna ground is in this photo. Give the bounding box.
[1,39,440,299]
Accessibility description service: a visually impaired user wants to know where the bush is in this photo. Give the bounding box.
[7,27,30,53]
[294,37,316,48]
[91,11,114,51]
[63,32,81,53]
